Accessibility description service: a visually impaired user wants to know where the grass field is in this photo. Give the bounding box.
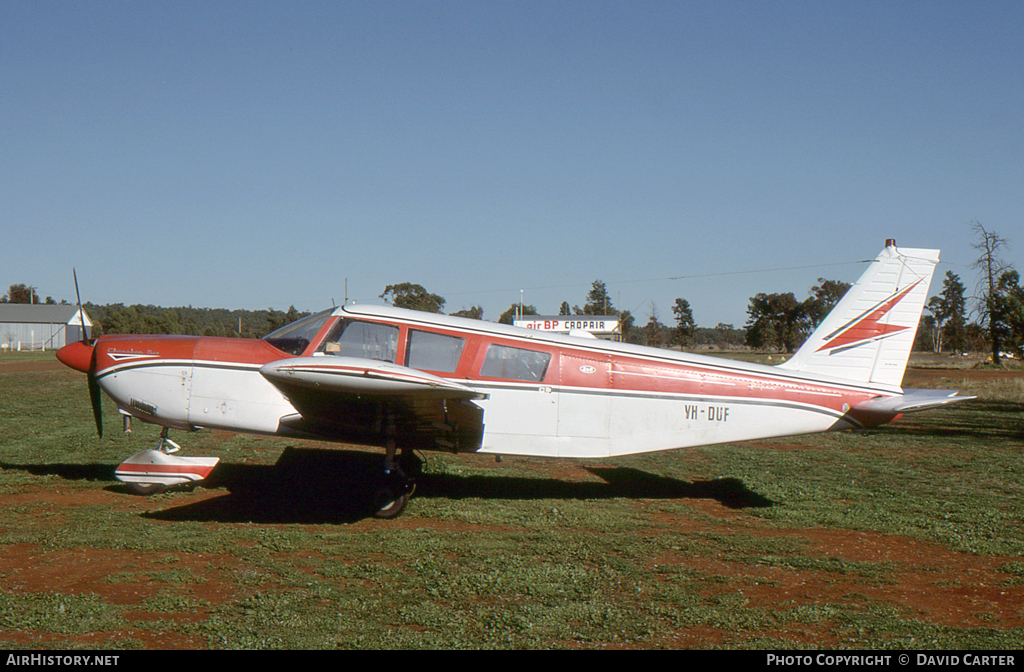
[0,355,1022,649]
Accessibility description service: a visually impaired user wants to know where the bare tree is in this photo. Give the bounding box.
[642,303,667,347]
[970,221,1011,364]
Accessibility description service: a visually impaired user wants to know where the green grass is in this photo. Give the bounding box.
[0,351,60,363]
[1,366,1022,649]
[0,591,126,637]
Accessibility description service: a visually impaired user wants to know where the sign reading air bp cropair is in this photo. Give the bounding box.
[514,316,620,337]
[57,240,973,518]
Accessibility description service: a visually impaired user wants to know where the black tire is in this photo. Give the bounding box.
[128,482,167,496]
[372,487,410,519]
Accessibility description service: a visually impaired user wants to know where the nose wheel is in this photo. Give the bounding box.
[128,482,168,496]
[115,428,219,495]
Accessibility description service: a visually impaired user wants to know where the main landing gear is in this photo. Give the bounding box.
[114,427,220,496]
[372,437,421,519]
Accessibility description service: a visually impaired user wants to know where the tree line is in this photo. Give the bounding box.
[740,223,1023,359]
[86,304,311,339]
[5,222,1022,357]
[75,304,308,339]
[380,274,857,352]
[0,285,313,340]
[381,275,866,352]
[379,223,1024,359]
[382,279,712,348]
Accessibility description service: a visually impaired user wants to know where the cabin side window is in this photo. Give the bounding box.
[319,319,399,363]
[406,329,466,373]
[479,344,552,382]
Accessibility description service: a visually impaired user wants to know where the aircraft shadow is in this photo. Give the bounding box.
[1,447,773,525]
[0,461,116,482]
[150,448,774,524]
[881,400,1024,441]
[419,467,771,510]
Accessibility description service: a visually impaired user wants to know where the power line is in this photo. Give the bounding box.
[664,259,873,282]
[440,258,874,297]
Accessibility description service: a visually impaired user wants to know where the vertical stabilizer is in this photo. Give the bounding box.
[777,241,939,390]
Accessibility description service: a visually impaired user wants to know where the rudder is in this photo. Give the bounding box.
[778,240,939,390]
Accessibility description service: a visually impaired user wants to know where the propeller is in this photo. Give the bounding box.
[74,269,103,438]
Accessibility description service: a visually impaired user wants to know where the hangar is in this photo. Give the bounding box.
[0,304,93,352]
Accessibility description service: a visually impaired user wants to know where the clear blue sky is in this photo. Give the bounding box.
[2,1,1021,327]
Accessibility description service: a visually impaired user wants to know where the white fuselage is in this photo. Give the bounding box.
[95,307,884,459]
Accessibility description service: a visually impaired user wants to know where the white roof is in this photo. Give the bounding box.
[0,304,92,326]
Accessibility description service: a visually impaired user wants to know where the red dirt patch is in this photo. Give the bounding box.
[737,527,1024,628]
[641,479,1024,640]
[0,542,241,606]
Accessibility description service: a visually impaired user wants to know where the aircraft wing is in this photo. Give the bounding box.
[852,389,976,414]
[261,357,485,399]
[260,357,486,452]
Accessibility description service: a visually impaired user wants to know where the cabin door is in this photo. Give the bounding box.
[556,352,611,456]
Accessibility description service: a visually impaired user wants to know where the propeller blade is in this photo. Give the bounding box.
[71,269,101,437]
[87,374,104,439]
[90,316,102,437]
[88,338,102,437]
[73,268,87,343]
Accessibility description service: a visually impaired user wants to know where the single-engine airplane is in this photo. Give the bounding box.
[57,241,972,517]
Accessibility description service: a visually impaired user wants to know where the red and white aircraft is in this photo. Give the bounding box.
[57,241,971,517]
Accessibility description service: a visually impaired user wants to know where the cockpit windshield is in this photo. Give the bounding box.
[262,309,334,356]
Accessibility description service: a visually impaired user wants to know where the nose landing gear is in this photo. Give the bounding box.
[115,427,220,496]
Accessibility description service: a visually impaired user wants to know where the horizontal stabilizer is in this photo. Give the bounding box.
[852,389,975,414]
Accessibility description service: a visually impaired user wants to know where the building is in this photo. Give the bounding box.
[0,304,93,351]
[513,315,620,340]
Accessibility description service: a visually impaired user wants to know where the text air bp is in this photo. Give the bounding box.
[683,404,730,422]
